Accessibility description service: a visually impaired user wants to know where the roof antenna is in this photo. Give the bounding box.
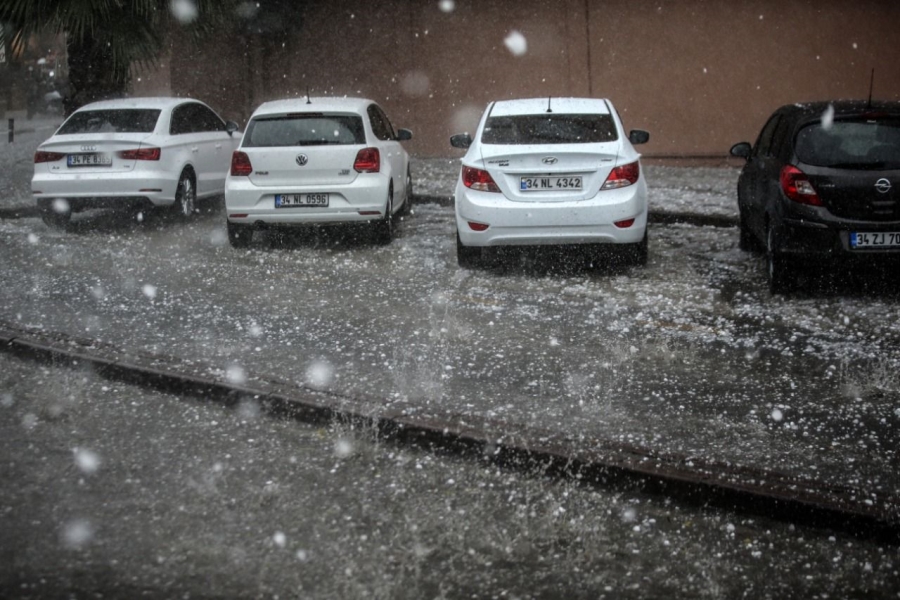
[866,68,874,108]
[546,96,552,113]
[306,87,312,105]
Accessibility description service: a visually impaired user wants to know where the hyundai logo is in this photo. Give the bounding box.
[542,157,558,165]
[296,154,309,167]
[81,145,97,152]
[875,178,892,194]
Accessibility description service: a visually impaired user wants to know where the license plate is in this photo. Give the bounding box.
[275,193,329,208]
[67,153,112,167]
[850,231,900,249]
[520,176,583,191]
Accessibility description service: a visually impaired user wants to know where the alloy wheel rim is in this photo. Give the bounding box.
[181,177,195,216]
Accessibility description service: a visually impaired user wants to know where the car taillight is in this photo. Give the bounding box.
[117,147,161,160]
[780,165,822,206]
[34,151,65,163]
[614,218,636,228]
[462,166,501,193]
[601,161,640,190]
[468,221,490,231]
[231,151,253,176]
[354,148,380,173]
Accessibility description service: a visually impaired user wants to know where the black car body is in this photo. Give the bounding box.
[730,101,900,293]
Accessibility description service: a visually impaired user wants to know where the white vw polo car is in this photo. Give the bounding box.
[451,97,650,268]
[224,97,413,247]
[32,97,240,227]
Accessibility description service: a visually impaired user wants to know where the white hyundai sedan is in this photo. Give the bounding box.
[32,97,240,228]
[224,97,413,247]
[451,97,650,268]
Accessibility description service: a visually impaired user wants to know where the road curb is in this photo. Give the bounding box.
[1,195,737,229]
[1,320,897,544]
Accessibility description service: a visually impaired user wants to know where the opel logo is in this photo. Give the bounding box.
[875,178,892,194]
[542,157,558,165]
[81,145,96,152]
[296,154,309,167]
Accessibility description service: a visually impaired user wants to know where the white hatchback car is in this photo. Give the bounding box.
[32,97,240,227]
[224,97,413,247]
[451,97,650,268]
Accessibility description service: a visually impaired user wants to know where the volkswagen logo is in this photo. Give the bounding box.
[875,178,892,194]
[81,145,96,152]
[296,154,309,167]
[541,157,558,165]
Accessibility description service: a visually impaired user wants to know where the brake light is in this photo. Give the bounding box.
[780,165,822,206]
[614,218,636,228]
[354,148,380,173]
[468,221,490,231]
[601,161,640,190]
[231,151,253,176]
[34,151,65,163]
[462,166,501,193]
[117,147,160,160]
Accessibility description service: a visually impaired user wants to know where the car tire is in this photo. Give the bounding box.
[40,208,71,229]
[767,224,793,295]
[398,167,413,217]
[627,228,649,266]
[173,169,196,220]
[457,233,482,269]
[374,187,394,245]
[227,221,252,248]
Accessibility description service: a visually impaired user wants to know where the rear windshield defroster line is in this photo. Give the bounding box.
[481,113,618,145]
[244,114,366,147]
[58,109,162,134]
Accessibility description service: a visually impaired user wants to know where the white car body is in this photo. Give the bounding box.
[32,97,240,222]
[224,97,412,246]
[453,97,649,265]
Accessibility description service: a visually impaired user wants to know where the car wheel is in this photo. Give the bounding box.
[456,233,482,269]
[173,169,196,220]
[767,224,793,295]
[626,228,649,266]
[227,220,252,248]
[374,187,394,245]
[398,167,413,217]
[40,204,71,229]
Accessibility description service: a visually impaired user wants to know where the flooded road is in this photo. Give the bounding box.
[2,197,898,503]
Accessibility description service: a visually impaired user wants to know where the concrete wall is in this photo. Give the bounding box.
[152,0,900,157]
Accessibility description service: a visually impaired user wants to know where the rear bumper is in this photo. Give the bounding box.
[224,173,390,225]
[32,171,177,207]
[775,216,900,262]
[455,179,648,247]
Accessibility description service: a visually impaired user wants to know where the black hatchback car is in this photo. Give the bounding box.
[730,101,900,293]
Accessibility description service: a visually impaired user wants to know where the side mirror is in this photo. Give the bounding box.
[628,129,650,145]
[225,121,239,137]
[730,142,752,159]
[396,128,413,141]
[450,133,472,149]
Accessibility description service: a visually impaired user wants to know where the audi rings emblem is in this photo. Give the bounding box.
[542,157,558,165]
[296,154,309,167]
[875,178,892,194]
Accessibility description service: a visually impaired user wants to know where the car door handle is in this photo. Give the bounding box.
[191,147,199,153]
[215,144,222,149]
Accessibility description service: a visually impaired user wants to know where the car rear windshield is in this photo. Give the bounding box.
[243,114,366,147]
[57,109,161,134]
[794,117,900,169]
[481,114,618,145]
